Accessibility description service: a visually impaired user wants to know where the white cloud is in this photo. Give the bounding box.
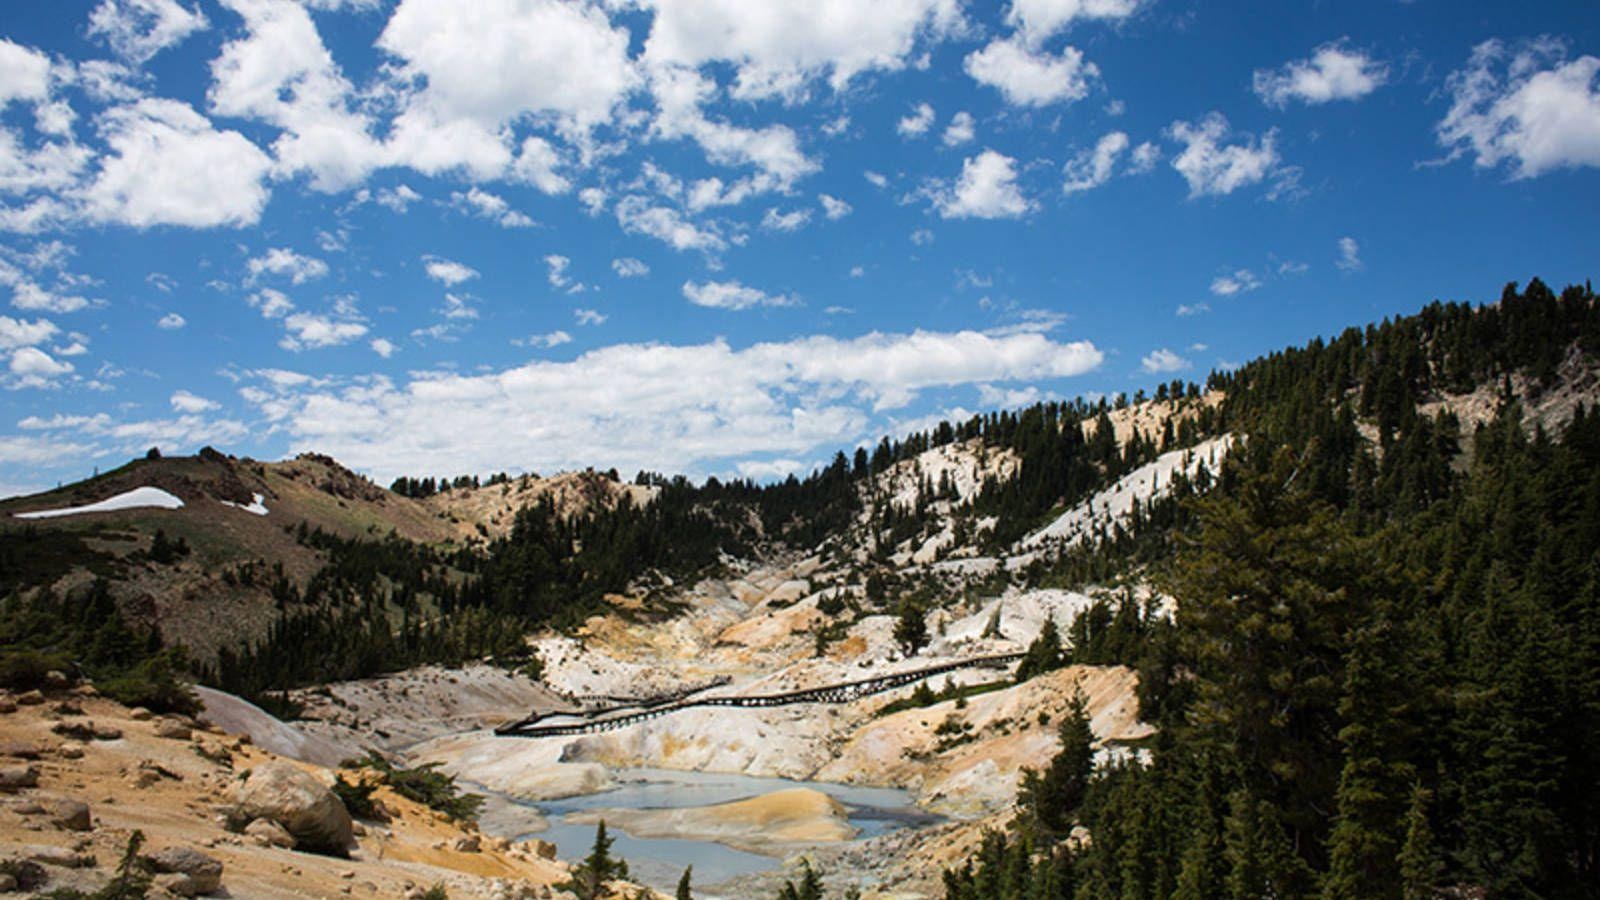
[1006,0,1142,45]
[1253,40,1388,108]
[938,149,1033,219]
[1062,130,1129,194]
[615,195,726,252]
[864,170,889,189]
[639,0,962,100]
[170,389,219,413]
[1141,347,1189,373]
[247,287,294,318]
[848,266,864,279]
[88,0,209,64]
[1210,269,1261,296]
[82,98,273,228]
[378,0,636,170]
[942,110,975,146]
[510,135,572,194]
[545,254,587,292]
[612,257,649,278]
[818,194,852,219]
[1176,302,1210,316]
[1437,39,1600,179]
[9,345,73,387]
[423,255,479,286]
[898,102,936,137]
[964,37,1097,107]
[761,207,812,232]
[376,184,421,213]
[1336,236,1363,272]
[156,312,185,329]
[521,329,572,349]
[439,292,477,320]
[238,327,1102,481]
[649,66,819,185]
[910,227,934,245]
[280,310,366,350]
[369,337,396,357]
[449,187,533,228]
[0,40,52,108]
[574,307,607,326]
[0,315,57,349]
[683,279,799,311]
[208,0,384,192]
[1168,112,1284,199]
[247,246,329,285]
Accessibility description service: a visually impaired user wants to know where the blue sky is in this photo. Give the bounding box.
[0,0,1596,496]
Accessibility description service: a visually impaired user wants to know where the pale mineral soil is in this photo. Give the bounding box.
[0,684,664,899]
[566,787,856,856]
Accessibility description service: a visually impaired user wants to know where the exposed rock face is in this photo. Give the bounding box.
[231,762,354,855]
[144,846,224,896]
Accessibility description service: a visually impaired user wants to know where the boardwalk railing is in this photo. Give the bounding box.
[494,652,1024,738]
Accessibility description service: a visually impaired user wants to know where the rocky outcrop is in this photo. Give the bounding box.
[230,762,354,855]
[144,846,224,896]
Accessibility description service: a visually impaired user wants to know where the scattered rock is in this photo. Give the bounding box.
[57,743,85,760]
[529,839,558,860]
[5,798,45,814]
[93,723,123,741]
[0,741,42,759]
[232,762,354,855]
[153,720,193,741]
[21,843,95,868]
[129,708,154,721]
[50,799,92,832]
[144,846,223,896]
[73,685,99,697]
[0,696,16,714]
[243,817,295,849]
[0,859,44,890]
[0,764,39,792]
[453,834,480,853]
[17,690,45,705]
[52,700,84,716]
[43,671,69,688]
[0,872,15,892]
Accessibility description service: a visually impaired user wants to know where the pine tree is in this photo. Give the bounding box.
[1397,784,1441,900]
[568,821,625,900]
[675,865,693,900]
[894,600,928,656]
[1017,690,1095,837]
[1015,617,1063,682]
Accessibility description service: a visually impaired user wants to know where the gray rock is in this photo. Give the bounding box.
[153,720,192,741]
[0,741,42,759]
[145,846,223,896]
[21,843,95,867]
[0,696,16,714]
[51,799,92,832]
[16,690,44,705]
[231,762,354,855]
[0,764,39,792]
[243,817,295,849]
[453,834,480,852]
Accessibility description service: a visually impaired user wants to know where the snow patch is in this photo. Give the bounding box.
[14,486,185,519]
[221,492,269,516]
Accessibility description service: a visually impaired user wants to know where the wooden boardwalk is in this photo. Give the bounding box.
[494,652,1025,738]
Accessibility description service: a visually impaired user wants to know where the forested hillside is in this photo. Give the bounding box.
[944,278,1600,899]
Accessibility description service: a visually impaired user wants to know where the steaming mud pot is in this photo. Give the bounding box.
[470,768,937,893]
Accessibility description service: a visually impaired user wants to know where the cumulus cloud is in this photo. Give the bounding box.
[423,255,478,286]
[938,149,1033,219]
[1253,40,1387,108]
[648,66,818,185]
[1176,302,1210,316]
[612,257,649,278]
[1168,112,1288,199]
[964,37,1097,107]
[247,246,329,285]
[369,337,396,357]
[81,98,274,228]
[237,327,1103,480]
[761,207,812,232]
[639,0,962,100]
[683,279,799,311]
[449,188,533,228]
[0,314,58,349]
[898,102,936,137]
[1062,130,1132,194]
[574,307,607,326]
[1210,269,1261,296]
[1437,38,1600,179]
[280,310,366,350]
[207,0,384,191]
[170,388,218,413]
[88,0,209,64]
[0,40,52,109]
[520,329,573,349]
[615,195,726,252]
[378,0,636,177]
[1140,347,1189,373]
[8,345,73,388]
[818,194,852,219]
[942,110,975,146]
[1006,0,1142,46]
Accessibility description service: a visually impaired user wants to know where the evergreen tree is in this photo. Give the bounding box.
[675,866,693,900]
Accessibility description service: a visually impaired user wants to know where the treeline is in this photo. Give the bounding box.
[943,280,1600,899]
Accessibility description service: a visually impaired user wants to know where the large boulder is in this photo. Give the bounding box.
[231,762,354,855]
